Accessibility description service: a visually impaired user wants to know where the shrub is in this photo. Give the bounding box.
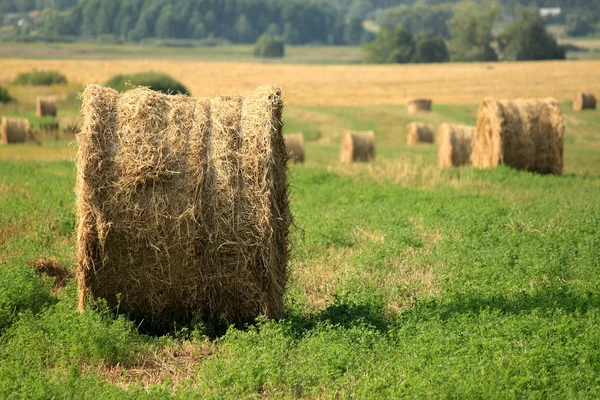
[254,34,285,58]
[13,69,67,85]
[0,85,13,103]
[104,72,189,94]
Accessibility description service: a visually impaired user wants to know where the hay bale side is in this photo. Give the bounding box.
[340,130,375,163]
[1,117,29,144]
[407,98,432,114]
[76,84,289,330]
[437,123,475,168]
[406,122,434,145]
[36,96,57,117]
[573,91,596,111]
[284,133,305,163]
[471,97,564,175]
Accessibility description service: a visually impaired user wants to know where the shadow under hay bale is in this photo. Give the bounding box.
[76,84,290,332]
[437,123,475,168]
[284,133,305,163]
[340,130,375,163]
[573,91,596,111]
[1,117,29,144]
[471,97,564,175]
[407,122,434,145]
[407,98,432,114]
[31,258,73,290]
[36,96,57,117]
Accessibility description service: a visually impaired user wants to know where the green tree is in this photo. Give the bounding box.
[254,34,285,58]
[566,11,597,37]
[448,1,500,62]
[155,6,176,38]
[363,26,415,64]
[498,6,566,61]
[234,15,254,43]
[413,33,449,63]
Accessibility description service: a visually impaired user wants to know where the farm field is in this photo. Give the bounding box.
[0,58,600,398]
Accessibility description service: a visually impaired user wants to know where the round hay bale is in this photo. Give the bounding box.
[1,117,29,144]
[76,84,290,331]
[471,97,564,175]
[573,91,596,111]
[406,122,434,145]
[437,123,475,168]
[36,96,57,117]
[284,133,305,163]
[407,98,432,114]
[340,130,375,163]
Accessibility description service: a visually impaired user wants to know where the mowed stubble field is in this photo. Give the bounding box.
[0,55,600,398]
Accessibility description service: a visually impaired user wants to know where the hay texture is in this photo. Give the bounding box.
[437,123,475,168]
[284,133,305,163]
[1,117,29,144]
[471,97,564,175]
[36,96,57,117]
[406,122,434,145]
[76,84,290,329]
[407,98,432,114]
[573,91,596,111]
[340,130,375,162]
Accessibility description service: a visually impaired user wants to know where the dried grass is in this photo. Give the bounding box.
[36,96,57,117]
[30,258,73,290]
[1,117,29,144]
[471,97,565,175]
[437,123,475,168]
[76,84,290,331]
[284,133,305,163]
[339,130,375,163]
[573,91,596,111]
[407,98,432,114]
[406,122,434,145]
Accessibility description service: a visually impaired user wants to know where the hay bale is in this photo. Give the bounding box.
[437,123,475,168]
[406,122,434,145]
[36,96,57,117]
[1,117,29,144]
[573,91,596,111]
[340,130,375,163]
[471,97,564,175]
[284,133,305,163]
[407,98,432,114]
[76,84,290,330]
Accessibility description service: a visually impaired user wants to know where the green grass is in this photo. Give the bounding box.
[0,102,599,398]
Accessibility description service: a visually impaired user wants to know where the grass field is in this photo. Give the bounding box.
[0,57,600,397]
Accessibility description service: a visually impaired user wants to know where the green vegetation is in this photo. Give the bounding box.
[0,85,13,103]
[364,26,449,64]
[13,69,68,85]
[448,1,501,62]
[104,72,189,94]
[253,34,285,59]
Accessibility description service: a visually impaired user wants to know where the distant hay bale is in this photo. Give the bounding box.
[76,84,290,331]
[340,130,375,162]
[284,133,305,163]
[407,98,432,114]
[36,96,57,117]
[471,97,564,175]
[406,122,434,145]
[573,91,596,111]
[437,123,475,168]
[1,117,29,144]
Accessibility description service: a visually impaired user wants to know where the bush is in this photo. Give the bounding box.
[104,72,189,94]
[254,34,285,58]
[363,26,415,64]
[0,85,13,104]
[13,69,67,85]
[413,34,449,63]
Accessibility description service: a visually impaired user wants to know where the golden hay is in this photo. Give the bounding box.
[76,84,290,331]
[406,122,434,145]
[407,98,432,114]
[437,123,475,168]
[573,91,596,111]
[36,96,57,117]
[471,97,564,175]
[340,130,375,163]
[284,133,305,163]
[1,117,29,144]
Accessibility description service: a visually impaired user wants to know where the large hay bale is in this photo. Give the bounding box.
[284,133,305,163]
[406,122,434,145]
[471,97,564,175]
[437,123,475,168]
[407,98,432,114]
[573,91,596,111]
[1,117,29,144]
[36,96,57,117]
[76,84,290,330]
[340,130,375,163]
